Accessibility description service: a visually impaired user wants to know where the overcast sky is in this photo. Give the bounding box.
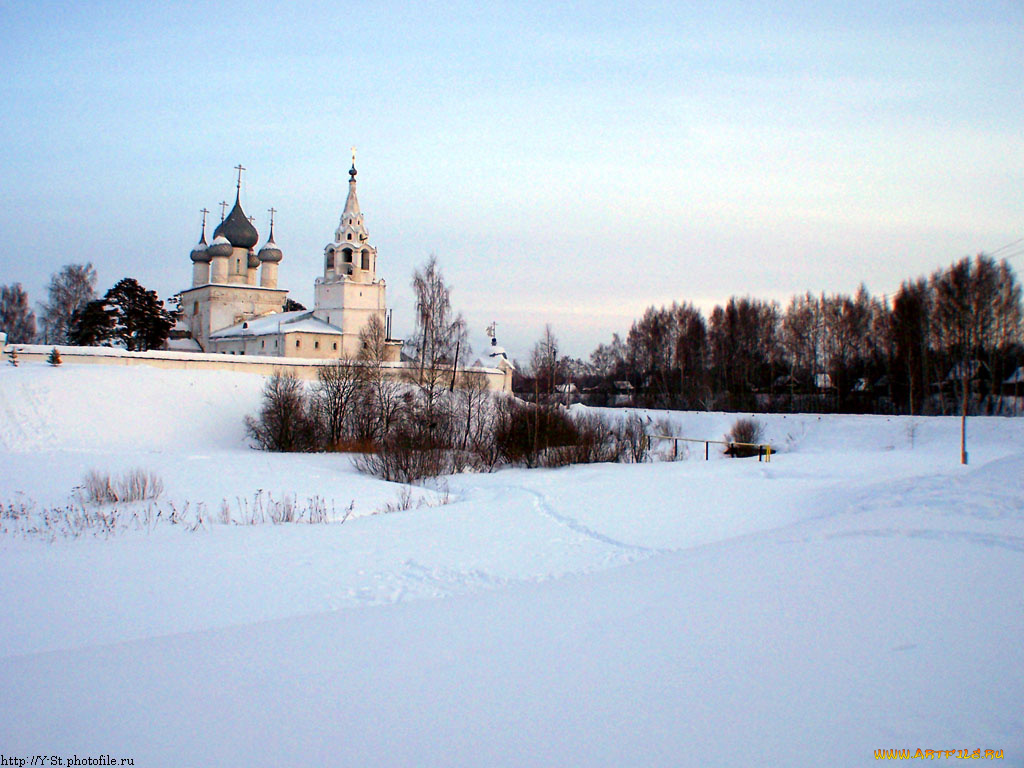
[1,0,1022,360]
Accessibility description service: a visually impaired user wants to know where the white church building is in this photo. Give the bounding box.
[180,159,402,362]
[2,157,512,392]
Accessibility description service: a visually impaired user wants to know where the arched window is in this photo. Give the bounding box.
[342,249,353,263]
[362,250,371,271]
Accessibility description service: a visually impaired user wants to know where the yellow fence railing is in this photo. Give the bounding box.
[644,434,773,462]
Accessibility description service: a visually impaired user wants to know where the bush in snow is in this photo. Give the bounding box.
[616,413,650,464]
[354,414,464,483]
[724,417,765,458]
[246,371,318,452]
[490,400,628,469]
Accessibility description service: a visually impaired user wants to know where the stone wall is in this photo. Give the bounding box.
[3,343,513,391]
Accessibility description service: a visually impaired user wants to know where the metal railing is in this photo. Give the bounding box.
[645,434,773,462]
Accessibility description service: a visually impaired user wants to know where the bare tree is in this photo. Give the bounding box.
[626,306,677,406]
[409,255,469,402]
[530,324,560,401]
[781,293,821,397]
[892,279,932,414]
[455,370,493,452]
[313,359,365,449]
[357,314,405,443]
[39,263,97,344]
[590,333,626,380]
[0,284,37,343]
[820,287,872,409]
[246,371,316,452]
[673,303,707,407]
[708,297,780,410]
[931,254,1003,462]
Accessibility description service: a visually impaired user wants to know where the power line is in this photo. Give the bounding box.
[989,237,1024,257]
[870,235,1024,304]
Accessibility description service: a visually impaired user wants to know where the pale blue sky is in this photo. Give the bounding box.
[1,0,1021,359]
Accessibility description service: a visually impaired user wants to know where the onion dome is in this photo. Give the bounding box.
[207,235,233,259]
[257,219,283,263]
[247,251,260,268]
[189,215,210,262]
[190,243,210,263]
[213,190,259,250]
[190,235,210,263]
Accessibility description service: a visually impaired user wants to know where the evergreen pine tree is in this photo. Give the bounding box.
[69,299,116,346]
[104,278,177,351]
[47,347,62,366]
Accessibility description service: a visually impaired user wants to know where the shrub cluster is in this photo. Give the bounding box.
[492,401,647,468]
[246,368,650,481]
[724,417,766,458]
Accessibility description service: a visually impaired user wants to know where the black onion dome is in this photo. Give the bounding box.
[258,222,283,263]
[190,243,210,263]
[258,242,283,264]
[213,191,259,249]
[190,221,210,262]
[247,251,260,268]
[207,235,233,259]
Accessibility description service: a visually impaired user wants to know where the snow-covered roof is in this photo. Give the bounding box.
[945,359,988,381]
[211,311,343,339]
[1004,366,1024,385]
[165,338,202,352]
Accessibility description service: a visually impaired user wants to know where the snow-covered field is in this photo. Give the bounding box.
[1,362,1022,767]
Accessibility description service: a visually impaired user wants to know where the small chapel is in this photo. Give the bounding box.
[179,157,402,362]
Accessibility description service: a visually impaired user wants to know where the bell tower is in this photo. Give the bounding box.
[313,150,388,357]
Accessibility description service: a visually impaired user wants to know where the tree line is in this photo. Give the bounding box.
[1,263,177,351]
[246,256,650,480]
[521,254,1023,416]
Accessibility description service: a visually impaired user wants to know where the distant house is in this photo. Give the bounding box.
[945,359,990,384]
[1003,366,1024,395]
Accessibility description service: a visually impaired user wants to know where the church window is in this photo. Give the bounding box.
[343,249,352,263]
[314,340,320,349]
[193,302,198,314]
[295,339,301,348]
[261,340,265,348]
[332,342,337,350]
[362,251,370,270]
[347,233,352,241]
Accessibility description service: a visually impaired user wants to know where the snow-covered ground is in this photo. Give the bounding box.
[1,362,1022,767]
